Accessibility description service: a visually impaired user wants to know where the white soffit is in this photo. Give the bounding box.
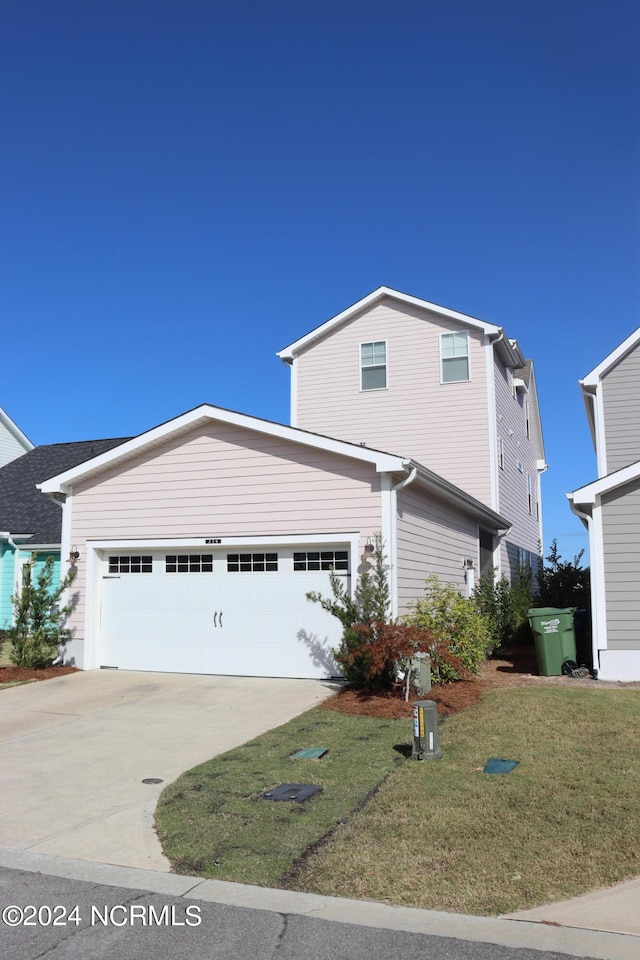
[569,458,640,506]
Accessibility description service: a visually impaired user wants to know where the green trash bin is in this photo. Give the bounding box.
[528,607,577,676]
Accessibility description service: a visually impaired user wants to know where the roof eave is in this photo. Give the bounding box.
[277,286,502,360]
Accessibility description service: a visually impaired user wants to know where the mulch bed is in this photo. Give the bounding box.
[0,665,79,684]
[320,643,633,719]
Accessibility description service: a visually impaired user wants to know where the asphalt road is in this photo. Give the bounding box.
[0,865,590,960]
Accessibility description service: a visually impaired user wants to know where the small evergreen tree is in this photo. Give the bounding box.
[307,533,405,689]
[9,555,77,668]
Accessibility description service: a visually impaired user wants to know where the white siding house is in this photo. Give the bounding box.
[569,328,640,680]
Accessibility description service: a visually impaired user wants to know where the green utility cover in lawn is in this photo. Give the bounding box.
[528,607,577,676]
[290,748,328,760]
[483,758,519,774]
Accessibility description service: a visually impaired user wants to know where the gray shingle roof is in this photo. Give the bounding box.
[0,439,130,545]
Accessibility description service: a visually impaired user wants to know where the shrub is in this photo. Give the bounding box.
[9,554,76,669]
[405,575,493,683]
[307,533,425,691]
[473,565,535,650]
[333,621,433,693]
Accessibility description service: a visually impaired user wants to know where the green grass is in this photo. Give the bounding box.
[156,686,640,914]
[156,708,410,886]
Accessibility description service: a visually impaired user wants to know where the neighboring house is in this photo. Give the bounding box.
[0,406,33,469]
[278,286,546,580]
[0,439,128,630]
[568,327,640,681]
[35,286,544,680]
[38,405,510,677]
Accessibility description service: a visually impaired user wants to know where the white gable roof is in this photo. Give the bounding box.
[568,458,640,511]
[38,402,510,531]
[38,403,409,493]
[581,327,640,389]
[277,286,524,366]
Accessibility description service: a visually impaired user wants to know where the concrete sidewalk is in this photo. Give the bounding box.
[0,847,637,960]
[503,876,640,937]
[0,670,337,870]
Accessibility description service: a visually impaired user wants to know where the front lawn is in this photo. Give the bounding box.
[156,685,640,915]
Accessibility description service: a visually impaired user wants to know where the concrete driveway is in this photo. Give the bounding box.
[0,671,336,871]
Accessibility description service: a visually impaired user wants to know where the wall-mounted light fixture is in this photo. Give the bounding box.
[67,545,80,564]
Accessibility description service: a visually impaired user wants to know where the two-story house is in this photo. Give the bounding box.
[37,287,545,679]
[278,287,546,581]
[568,327,640,681]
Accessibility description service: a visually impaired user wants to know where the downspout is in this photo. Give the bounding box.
[1,532,19,551]
[389,467,418,619]
[568,498,599,676]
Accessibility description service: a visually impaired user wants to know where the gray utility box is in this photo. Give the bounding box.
[410,653,432,694]
[412,700,442,760]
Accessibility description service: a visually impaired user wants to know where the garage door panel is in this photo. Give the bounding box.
[100,550,346,678]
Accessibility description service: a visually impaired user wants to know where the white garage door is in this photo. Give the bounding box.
[99,546,349,678]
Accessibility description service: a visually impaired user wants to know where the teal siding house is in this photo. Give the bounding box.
[0,438,128,631]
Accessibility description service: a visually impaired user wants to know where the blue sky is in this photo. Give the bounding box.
[2,1,639,564]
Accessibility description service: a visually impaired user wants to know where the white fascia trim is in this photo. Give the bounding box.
[579,382,598,453]
[290,357,298,427]
[570,458,640,506]
[380,474,396,618]
[594,386,607,477]
[16,543,61,552]
[38,404,407,493]
[590,499,608,661]
[581,326,640,387]
[276,286,502,360]
[0,407,34,451]
[485,334,499,513]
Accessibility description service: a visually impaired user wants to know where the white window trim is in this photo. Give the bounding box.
[498,436,505,470]
[439,331,471,384]
[359,339,388,392]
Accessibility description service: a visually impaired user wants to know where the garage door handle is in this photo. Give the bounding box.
[213,611,217,628]
[219,611,223,628]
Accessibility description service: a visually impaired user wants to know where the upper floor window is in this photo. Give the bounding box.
[360,341,387,390]
[527,474,533,514]
[440,332,469,382]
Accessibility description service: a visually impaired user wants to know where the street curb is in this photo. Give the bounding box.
[0,846,637,960]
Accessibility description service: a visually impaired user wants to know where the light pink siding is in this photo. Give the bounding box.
[66,422,383,632]
[395,485,478,613]
[294,297,491,503]
[494,357,542,577]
